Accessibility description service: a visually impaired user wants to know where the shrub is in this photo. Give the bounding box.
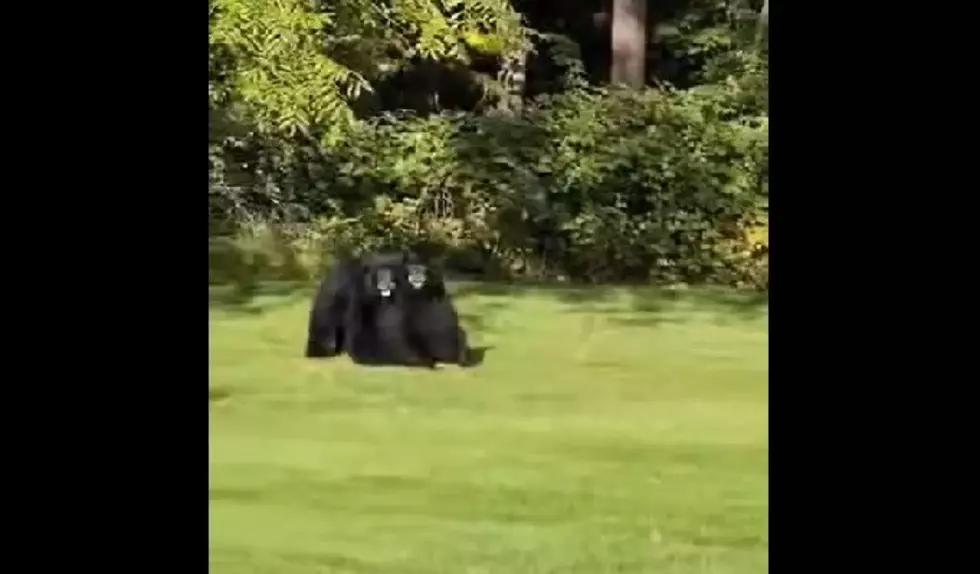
[210,83,767,288]
[532,85,767,284]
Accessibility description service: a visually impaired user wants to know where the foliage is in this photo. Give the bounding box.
[210,0,527,137]
[656,0,768,86]
[213,81,767,287]
[209,0,532,224]
[210,0,367,137]
[209,0,769,290]
[535,85,767,285]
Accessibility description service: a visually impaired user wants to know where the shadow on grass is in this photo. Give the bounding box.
[605,287,768,327]
[276,551,431,574]
[209,280,312,314]
[457,298,511,335]
[451,281,768,326]
[211,279,767,327]
[462,345,492,367]
[319,345,492,370]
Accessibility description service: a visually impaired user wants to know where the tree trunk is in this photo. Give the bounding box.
[756,0,769,46]
[610,0,647,88]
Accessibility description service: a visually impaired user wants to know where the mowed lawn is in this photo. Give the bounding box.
[209,283,768,574]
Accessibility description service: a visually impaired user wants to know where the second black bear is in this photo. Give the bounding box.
[400,259,471,366]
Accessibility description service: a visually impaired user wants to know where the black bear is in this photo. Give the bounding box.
[399,257,471,366]
[304,256,366,358]
[305,250,473,368]
[346,252,438,368]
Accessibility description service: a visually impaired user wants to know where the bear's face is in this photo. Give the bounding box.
[406,264,427,290]
[361,263,400,299]
[375,266,396,298]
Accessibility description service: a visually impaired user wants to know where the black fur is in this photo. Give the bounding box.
[304,257,365,358]
[400,259,471,366]
[305,250,473,368]
[348,294,437,368]
[346,252,437,368]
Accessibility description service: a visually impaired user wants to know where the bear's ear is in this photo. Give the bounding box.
[351,259,375,295]
[434,270,450,297]
[360,265,376,294]
[425,264,445,288]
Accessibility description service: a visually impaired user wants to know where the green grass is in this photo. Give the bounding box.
[209,283,768,574]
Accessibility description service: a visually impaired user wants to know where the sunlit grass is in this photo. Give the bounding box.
[209,284,768,574]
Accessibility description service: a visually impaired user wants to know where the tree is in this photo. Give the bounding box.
[209,0,529,142]
[610,0,647,88]
[756,0,769,46]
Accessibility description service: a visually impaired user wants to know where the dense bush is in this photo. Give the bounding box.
[208,0,769,290]
[211,82,767,288]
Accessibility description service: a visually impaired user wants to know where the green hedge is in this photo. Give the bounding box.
[210,84,768,289]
